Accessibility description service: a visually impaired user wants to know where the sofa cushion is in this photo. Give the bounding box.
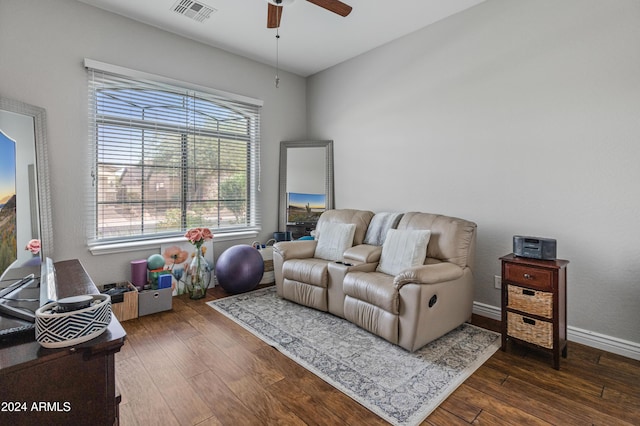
[397,212,477,268]
[363,212,404,245]
[376,229,431,276]
[315,209,374,246]
[282,258,330,287]
[314,223,356,261]
[343,271,399,314]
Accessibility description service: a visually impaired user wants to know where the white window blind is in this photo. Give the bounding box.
[86,60,262,245]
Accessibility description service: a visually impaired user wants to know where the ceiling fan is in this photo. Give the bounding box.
[266,0,353,28]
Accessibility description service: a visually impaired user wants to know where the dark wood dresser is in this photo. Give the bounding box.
[500,253,569,369]
[0,259,126,425]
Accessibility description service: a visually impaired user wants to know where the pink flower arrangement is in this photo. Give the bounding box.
[184,227,213,249]
[25,239,41,255]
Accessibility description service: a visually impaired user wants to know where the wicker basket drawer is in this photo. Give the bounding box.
[507,312,553,349]
[507,285,553,318]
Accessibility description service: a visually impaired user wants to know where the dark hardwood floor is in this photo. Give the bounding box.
[116,285,640,425]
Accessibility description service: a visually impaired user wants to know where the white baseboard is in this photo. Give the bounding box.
[472,302,640,361]
[472,302,501,321]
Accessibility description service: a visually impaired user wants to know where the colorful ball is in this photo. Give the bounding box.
[147,254,165,270]
[216,245,264,294]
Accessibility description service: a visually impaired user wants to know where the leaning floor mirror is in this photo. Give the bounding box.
[278,140,334,239]
[0,97,53,280]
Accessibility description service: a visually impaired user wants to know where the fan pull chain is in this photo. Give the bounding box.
[275,27,280,88]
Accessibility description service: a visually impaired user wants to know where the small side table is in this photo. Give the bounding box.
[500,253,569,369]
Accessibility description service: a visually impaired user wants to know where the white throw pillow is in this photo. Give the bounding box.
[376,229,431,276]
[314,223,357,261]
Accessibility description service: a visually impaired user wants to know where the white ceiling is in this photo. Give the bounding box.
[77,0,485,77]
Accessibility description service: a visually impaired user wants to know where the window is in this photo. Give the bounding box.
[86,60,262,245]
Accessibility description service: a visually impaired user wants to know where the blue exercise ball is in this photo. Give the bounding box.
[216,244,264,294]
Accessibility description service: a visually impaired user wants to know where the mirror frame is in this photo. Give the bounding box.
[0,97,54,259]
[278,140,334,233]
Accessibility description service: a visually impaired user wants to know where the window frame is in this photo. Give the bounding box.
[85,59,263,253]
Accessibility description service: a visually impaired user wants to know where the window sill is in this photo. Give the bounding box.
[88,230,259,256]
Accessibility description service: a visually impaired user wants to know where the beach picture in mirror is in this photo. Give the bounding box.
[287,192,325,224]
[0,131,17,277]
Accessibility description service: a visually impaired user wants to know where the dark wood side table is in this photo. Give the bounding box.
[0,259,126,425]
[500,253,569,369]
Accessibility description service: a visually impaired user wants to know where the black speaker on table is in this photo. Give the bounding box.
[513,235,557,260]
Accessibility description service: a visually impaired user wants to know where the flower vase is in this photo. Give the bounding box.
[188,247,208,300]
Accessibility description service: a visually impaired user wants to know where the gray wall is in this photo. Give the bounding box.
[2,0,638,349]
[0,0,306,284]
[308,0,640,345]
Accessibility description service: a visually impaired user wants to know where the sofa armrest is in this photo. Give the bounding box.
[393,262,464,289]
[344,244,382,263]
[273,240,317,260]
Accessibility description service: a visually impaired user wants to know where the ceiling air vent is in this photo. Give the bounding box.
[171,0,216,23]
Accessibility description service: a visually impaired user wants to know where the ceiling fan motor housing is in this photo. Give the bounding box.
[267,0,295,6]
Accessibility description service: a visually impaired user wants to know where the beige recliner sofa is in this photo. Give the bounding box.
[273,209,376,315]
[273,210,477,352]
[343,212,477,351]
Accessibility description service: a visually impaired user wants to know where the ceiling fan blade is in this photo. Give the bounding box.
[267,3,283,28]
[306,0,352,17]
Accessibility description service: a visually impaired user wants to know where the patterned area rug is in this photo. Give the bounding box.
[208,287,500,426]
